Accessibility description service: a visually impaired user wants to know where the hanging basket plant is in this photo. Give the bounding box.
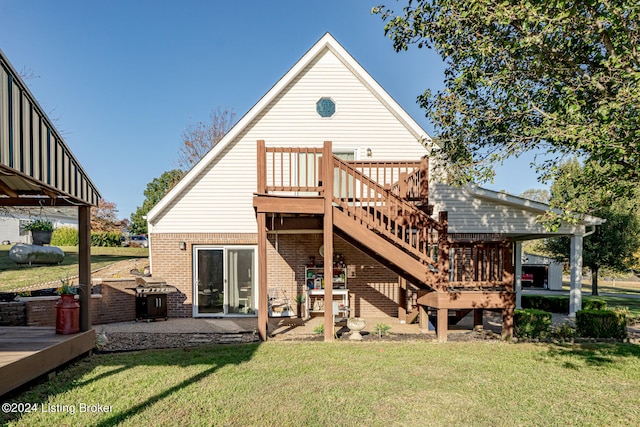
[24,219,54,245]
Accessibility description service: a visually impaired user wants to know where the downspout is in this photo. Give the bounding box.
[583,225,596,238]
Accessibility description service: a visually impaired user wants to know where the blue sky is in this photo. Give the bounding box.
[0,1,544,219]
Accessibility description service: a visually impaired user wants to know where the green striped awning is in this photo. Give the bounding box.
[0,49,100,207]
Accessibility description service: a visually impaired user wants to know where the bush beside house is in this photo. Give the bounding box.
[51,227,121,247]
[576,310,628,340]
[521,295,607,313]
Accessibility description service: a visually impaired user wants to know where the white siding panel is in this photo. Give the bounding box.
[430,183,582,235]
[153,48,430,233]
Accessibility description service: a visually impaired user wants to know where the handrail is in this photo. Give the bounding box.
[263,146,324,193]
[331,155,442,266]
[344,160,428,201]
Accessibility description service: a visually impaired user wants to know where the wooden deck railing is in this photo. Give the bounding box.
[257,142,324,194]
[345,160,427,201]
[331,155,443,267]
[257,141,428,200]
[447,242,514,289]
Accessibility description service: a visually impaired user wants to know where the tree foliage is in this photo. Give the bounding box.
[177,106,236,171]
[519,188,550,204]
[130,169,184,234]
[375,1,640,213]
[91,199,125,232]
[544,159,640,295]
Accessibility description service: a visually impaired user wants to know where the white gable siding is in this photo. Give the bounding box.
[150,48,429,233]
[429,183,583,235]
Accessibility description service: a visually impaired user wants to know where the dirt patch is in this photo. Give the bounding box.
[89,258,149,281]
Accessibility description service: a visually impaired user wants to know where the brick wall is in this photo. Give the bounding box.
[91,279,136,324]
[150,233,258,317]
[0,301,26,326]
[16,280,138,327]
[271,234,400,318]
[150,231,400,319]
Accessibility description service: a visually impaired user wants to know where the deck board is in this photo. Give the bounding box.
[0,327,95,396]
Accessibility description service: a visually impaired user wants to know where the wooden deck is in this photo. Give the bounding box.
[253,141,515,342]
[0,327,95,397]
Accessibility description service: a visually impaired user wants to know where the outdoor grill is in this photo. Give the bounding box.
[127,277,178,322]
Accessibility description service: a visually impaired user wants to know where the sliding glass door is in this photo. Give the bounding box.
[193,246,256,316]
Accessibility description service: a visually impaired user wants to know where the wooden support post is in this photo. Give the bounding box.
[256,139,269,341]
[418,304,429,333]
[503,241,514,289]
[437,211,449,289]
[78,206,91,332]
[398,172,408,199]
[322,141,334,342]
[257,140,267,193]
[398,277,407,323]
[437,307,448,342]
[257,212,268,341]
[502,306,514,340]
[419,156,429,201]
[473,309,484,331]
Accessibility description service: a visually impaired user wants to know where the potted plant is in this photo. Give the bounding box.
[56,278,79,335]
[24,219,54,245]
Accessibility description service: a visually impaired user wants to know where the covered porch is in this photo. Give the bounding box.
[0,49,100,395]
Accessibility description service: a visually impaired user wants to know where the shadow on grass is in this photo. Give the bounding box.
[545,342,640,369]
[1,343,260,426]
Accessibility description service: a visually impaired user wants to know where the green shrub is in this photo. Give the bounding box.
[51,229,123,247]
[552,321,575,340]
[576,309,627,340]
[51,226,79,246]
[313,324,324,335]
[514,309,552,339]
[90,231,121,247]
[615,307,640,327]
[522,295,607,313]
[583,298,607,310]
[521,295,568,313]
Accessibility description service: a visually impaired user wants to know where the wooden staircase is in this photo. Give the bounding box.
[330,155,446,291]
[328,155,514,340]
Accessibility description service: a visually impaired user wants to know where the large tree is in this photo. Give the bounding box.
[544,159,640,295]
[177,106,235,171]
[91,199,125,232]
[375,1,640,215]
[130,169,184,234]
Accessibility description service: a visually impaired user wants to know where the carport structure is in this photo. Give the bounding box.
[0,48,100,396]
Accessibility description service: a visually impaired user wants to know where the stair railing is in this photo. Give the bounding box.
[331,155,442,266]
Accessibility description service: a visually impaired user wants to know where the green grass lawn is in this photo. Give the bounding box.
[557,278,640,317]
[2,341,639,426]
[0,246,148,292]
